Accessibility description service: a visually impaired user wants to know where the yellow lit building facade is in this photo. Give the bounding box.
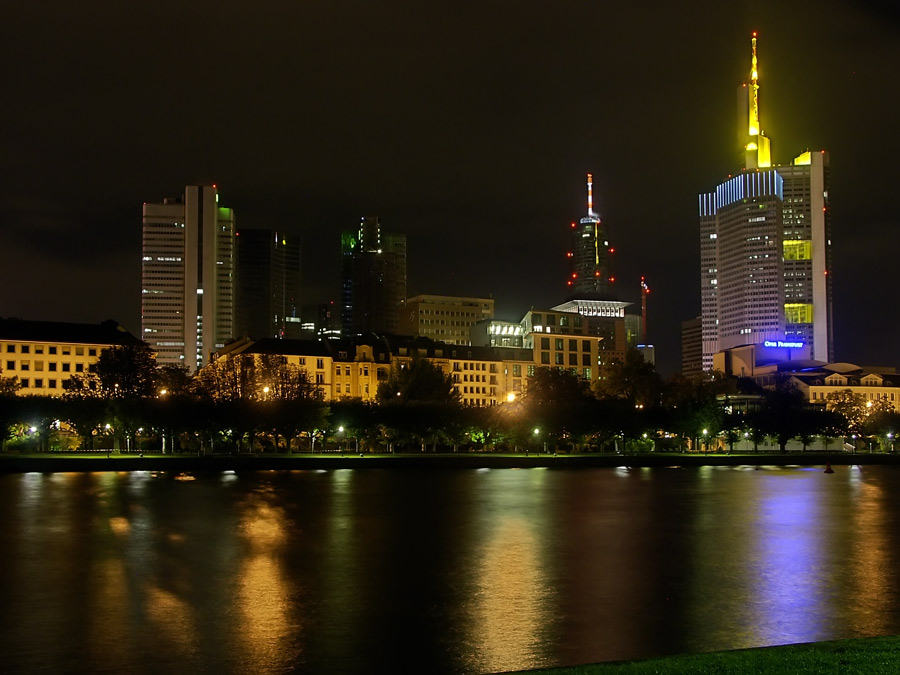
[0,319,146,397]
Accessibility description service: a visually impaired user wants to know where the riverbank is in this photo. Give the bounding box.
[520,634,900,674]
[1,450,897,473]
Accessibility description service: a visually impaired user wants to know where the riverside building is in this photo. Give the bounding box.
[0,318,144,396]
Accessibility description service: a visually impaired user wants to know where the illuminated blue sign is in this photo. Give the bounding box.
[764,340,804,349]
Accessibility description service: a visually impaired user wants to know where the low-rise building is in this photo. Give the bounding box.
[0,318,145,396]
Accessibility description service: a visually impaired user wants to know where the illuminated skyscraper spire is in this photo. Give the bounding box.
[740,31,771,168]
[587,172,596,217]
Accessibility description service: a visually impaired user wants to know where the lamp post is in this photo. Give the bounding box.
[888,432,894,454]
[702,428,708,455]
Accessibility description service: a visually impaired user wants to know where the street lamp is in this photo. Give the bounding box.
[888,432,894,454]
[702,428,708,455]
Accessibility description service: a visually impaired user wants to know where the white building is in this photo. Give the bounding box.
[141,185,235,371]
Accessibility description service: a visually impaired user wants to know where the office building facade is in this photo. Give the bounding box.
[340,217,407,337]
[698,34,833,370]
[235,229,302,340]
[141,185,235,371]
[399,294,494,345]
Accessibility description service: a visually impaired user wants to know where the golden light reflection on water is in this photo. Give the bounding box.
[466,470,552,674]
[470,517,547,673]
[849,473,891,635]
[237,491,295,670]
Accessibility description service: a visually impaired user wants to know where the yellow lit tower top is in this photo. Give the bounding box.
[740,31,772,169]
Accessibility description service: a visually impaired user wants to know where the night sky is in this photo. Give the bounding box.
[2,1,898,375]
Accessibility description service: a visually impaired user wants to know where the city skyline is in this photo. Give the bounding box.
[3,2,899,375]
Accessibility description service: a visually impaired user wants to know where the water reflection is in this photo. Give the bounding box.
[4,466,900,673]
[237,484,294,671]
[466,469,552,673]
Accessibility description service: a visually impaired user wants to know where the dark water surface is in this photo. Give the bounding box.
[2,465,900,674]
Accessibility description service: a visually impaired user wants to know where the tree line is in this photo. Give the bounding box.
[0,345,897,454]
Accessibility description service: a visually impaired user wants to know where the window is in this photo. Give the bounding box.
[555,353,564,365]
[316,358,324,369]
[4,345,13,353]
[75,347,84,356]
[582,354,591,366]
[21,361,30,371]
[512,364,522,377]
[75,364,84,373]
[345,366,351,376]
[49,363,57,372]
[62,363,70,372]
[583,340,591,352]
[569,353,578,366]
[299,358,306,366]
[540,337,550,349]
[363,366,369,376]
[541,352,550,364]
[62,347,70,355]
[5,361,13,370]
[555,338,563,351]
[34,378,43,388]
[20,378,29,388]
[21,345,30,354]
[316,373,324,384]
[49,346,57,355]
[527,365,536,377]
[49,380,57,389]
[532,313,542,325]
[88,348,97,357]
[546,314,556,326]
[569,339,577,351]
[35,361,44,372]
[345,384,350,393]
[583,368,592,379]
[35,346,43,354]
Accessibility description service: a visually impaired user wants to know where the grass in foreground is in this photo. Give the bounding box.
[520,636,900,674]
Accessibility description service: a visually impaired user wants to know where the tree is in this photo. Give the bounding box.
[93,344,158,399]
[376,357,459,405]
[825,389,867,437]
[155,364,193,397]
[757,378,807,451]
[522,367,595,447]
[194,354,259,401]
[594,349,663,408]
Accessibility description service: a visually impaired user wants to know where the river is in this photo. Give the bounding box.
[2,465,899,673]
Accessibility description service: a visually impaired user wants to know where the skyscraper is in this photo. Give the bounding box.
[141,185,235,371]
[698,34,833,370]
[340,216,407,337]
[567,173,614,298]
[235,229,302,339]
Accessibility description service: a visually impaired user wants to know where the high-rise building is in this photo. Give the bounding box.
[340,216,407,336]
[141,185,235,371]
[698,34,833,370]
[567,173,614,298]
[681,316,703,379]
[235,229,302,340]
